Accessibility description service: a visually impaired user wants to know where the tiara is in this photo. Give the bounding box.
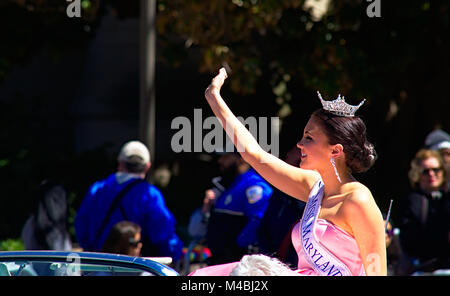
[317,91,365,117]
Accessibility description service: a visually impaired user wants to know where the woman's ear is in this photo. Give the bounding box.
[331,144,344,159]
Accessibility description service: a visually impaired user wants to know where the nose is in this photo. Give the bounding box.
[296,139,303,149]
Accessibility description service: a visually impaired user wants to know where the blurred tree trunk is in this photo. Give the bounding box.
[139,0,156,166]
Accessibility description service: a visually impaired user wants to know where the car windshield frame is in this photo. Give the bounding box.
[0,251,179,276]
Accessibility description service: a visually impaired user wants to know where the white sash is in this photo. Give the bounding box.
[300,179,353,276]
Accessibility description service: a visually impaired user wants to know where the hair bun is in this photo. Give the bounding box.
[360,142,377,172]
[312,108,376,174]
[346,142,377,173]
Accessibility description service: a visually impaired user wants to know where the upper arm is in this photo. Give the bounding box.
[242,150,320,202]
[343,188,387,276]
[205,83,318,200]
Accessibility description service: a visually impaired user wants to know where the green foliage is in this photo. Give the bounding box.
[0,238,24,251]
[3,0,448,115]
[156,0,307,96]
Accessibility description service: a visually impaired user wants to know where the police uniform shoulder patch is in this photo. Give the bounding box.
[245,185,263,204]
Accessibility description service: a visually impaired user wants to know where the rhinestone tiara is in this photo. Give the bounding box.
[317,91,365,117]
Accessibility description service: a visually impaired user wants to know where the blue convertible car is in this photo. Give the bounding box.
[0,251,179,276]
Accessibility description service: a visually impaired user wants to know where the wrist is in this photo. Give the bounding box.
[205,87,220,99]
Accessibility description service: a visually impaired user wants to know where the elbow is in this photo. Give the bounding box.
[364,250,387,276]
[239,151,252,163]
[239,149,261,166]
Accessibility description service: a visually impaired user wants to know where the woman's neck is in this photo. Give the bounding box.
[320,167,355,198]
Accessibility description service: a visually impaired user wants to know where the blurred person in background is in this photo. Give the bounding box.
[21,179,72,251]
[74,140,183,263]
[102,221,142,257]
[383,213,408,275]
[425,129,450,190]
[190,152,273,266]
[398,149,450,273]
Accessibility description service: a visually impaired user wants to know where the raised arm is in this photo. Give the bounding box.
[204,68,319,201]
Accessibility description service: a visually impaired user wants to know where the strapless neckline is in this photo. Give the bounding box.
[316,218,354,238]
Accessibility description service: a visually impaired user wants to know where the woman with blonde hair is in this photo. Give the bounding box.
[407,149,447,192]
[398,149,449,272]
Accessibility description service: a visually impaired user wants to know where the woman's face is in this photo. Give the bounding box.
[418,157,444,192]
[296,116,332,171]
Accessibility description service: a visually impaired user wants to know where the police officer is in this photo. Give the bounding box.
[203,152,273,265]
[74,141,183,262]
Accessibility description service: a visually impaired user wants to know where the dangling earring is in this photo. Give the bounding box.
[330,158,342,183]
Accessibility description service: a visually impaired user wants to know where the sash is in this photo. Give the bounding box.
[300,179,353,276]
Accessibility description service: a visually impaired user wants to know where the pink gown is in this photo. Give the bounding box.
[189,219,365,276]
[189,180,366,276]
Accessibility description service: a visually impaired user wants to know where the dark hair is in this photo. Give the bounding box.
[312,108,377,173]
[34,179,71,250]
[102,221,141,255]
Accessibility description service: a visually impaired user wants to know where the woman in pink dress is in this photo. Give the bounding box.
[190,68,386,276]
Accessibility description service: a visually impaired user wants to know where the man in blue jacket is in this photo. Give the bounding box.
[202,153,273,265]
[74,141,183,262]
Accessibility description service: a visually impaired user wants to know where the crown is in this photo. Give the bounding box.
[317,91,365,117]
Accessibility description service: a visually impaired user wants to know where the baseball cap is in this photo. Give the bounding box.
[118,141,151,165]
[425,129,450,151]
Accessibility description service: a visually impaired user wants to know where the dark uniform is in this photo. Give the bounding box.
[206,168,272,265]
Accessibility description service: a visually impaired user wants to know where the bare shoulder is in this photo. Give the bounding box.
[344,182,373,202]
[340,182,379,215]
